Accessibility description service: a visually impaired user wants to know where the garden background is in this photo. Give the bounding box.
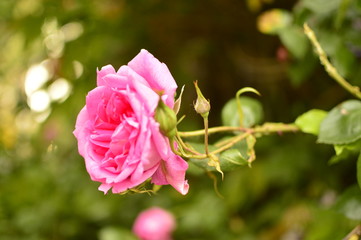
[1,0,361,239]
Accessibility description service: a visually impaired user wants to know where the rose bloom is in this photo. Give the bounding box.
[133,207,176,240]
[73,49,189,195]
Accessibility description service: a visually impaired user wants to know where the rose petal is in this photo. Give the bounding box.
[102,73,128,89]
[128,49,177,108]
[111,164,159,193]
[118,65,159,113]
[150,121,189,195]
[152,155,189,195]
[85,86,111,122]
[97,65,116,86]
[73,107,90,156]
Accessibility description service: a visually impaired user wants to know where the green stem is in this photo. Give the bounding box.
[235,87,261,127]
[178,126,245,137]
[252,123,299,134]
[210,131,251,155]
[204,117,209,156]
[342,224,361,240]
[176,132,203,156]
[175,123,299,160]
[178,122,298,138]
[304,23,361,100]
[171,138,206,159]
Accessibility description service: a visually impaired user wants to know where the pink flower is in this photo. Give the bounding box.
[133,207,176,240]
[73,49,189,195]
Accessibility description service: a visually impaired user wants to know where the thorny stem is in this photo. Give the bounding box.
[304,23,361,100]
[175,122,299,159]
[342,224,361,240]
[210,131,251,155]
[179,123,299,138]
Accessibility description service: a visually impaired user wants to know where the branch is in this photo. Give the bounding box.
[343,225,361,240]
[304,23,361,100]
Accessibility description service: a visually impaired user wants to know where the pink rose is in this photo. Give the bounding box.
[133,207,176,240]
[73,49,189,195]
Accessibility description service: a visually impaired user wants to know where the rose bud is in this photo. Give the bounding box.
[133,207,176,240]
[155,97,178,139]
[194,81,210,118]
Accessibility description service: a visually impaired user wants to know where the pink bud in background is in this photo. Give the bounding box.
[133,207,176,240]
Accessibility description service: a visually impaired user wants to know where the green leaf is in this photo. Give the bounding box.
[188,140,249,172]
[188,143,218,171]
[287,51,317,86]
[329,139,361,164]
[318,31,342,56]
[334,138,361,156]
[221,96,263,128]
[333,185,361,220]
[257,9,292,34]
[279,26,309,59]
[302,0,342,14]
[246,135,257,165]
[295,109,328,135]
[332,43,356,78]
[358,152,361,190]
[318,100,361,145]
[219,149,248,171]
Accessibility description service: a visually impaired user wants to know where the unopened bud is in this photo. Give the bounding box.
[194,81,210,118]
[155,98,177,139]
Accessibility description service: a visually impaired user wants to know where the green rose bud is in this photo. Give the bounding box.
[155,98,177,139]
[194,81,211,118]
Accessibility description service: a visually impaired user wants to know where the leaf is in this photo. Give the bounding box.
[173,85,185,114]
[318,100,361,144]
[219,149,248,171]
[334,138,361,156]
[257,9,292,34]
[329,138,361,164]
[188,141,249,172]
[287,51,318,86]
[333,185,361,220]
[279,26,309,59]
[333,43,356,78]
[358,152,361,190]
[329,146,360,165]
[246,135,257,165]
[221,96,263,128]
[295,109,328,135]
[208,154,224,179]
[302,0,342,14]
[188,143,218,171]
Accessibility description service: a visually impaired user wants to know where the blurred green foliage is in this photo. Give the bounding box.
[1,0,361,239]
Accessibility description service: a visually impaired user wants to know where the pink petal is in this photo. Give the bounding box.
[150,120,189,195]
[152,155,189,195]
[111,164,159,193]
[102,73,129,89]
[73,107,91,156]
[118,65,159,113]
[99,183,112,193]
[128,49,177,108]
[85,86,111,121]
[97,65,116,86]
